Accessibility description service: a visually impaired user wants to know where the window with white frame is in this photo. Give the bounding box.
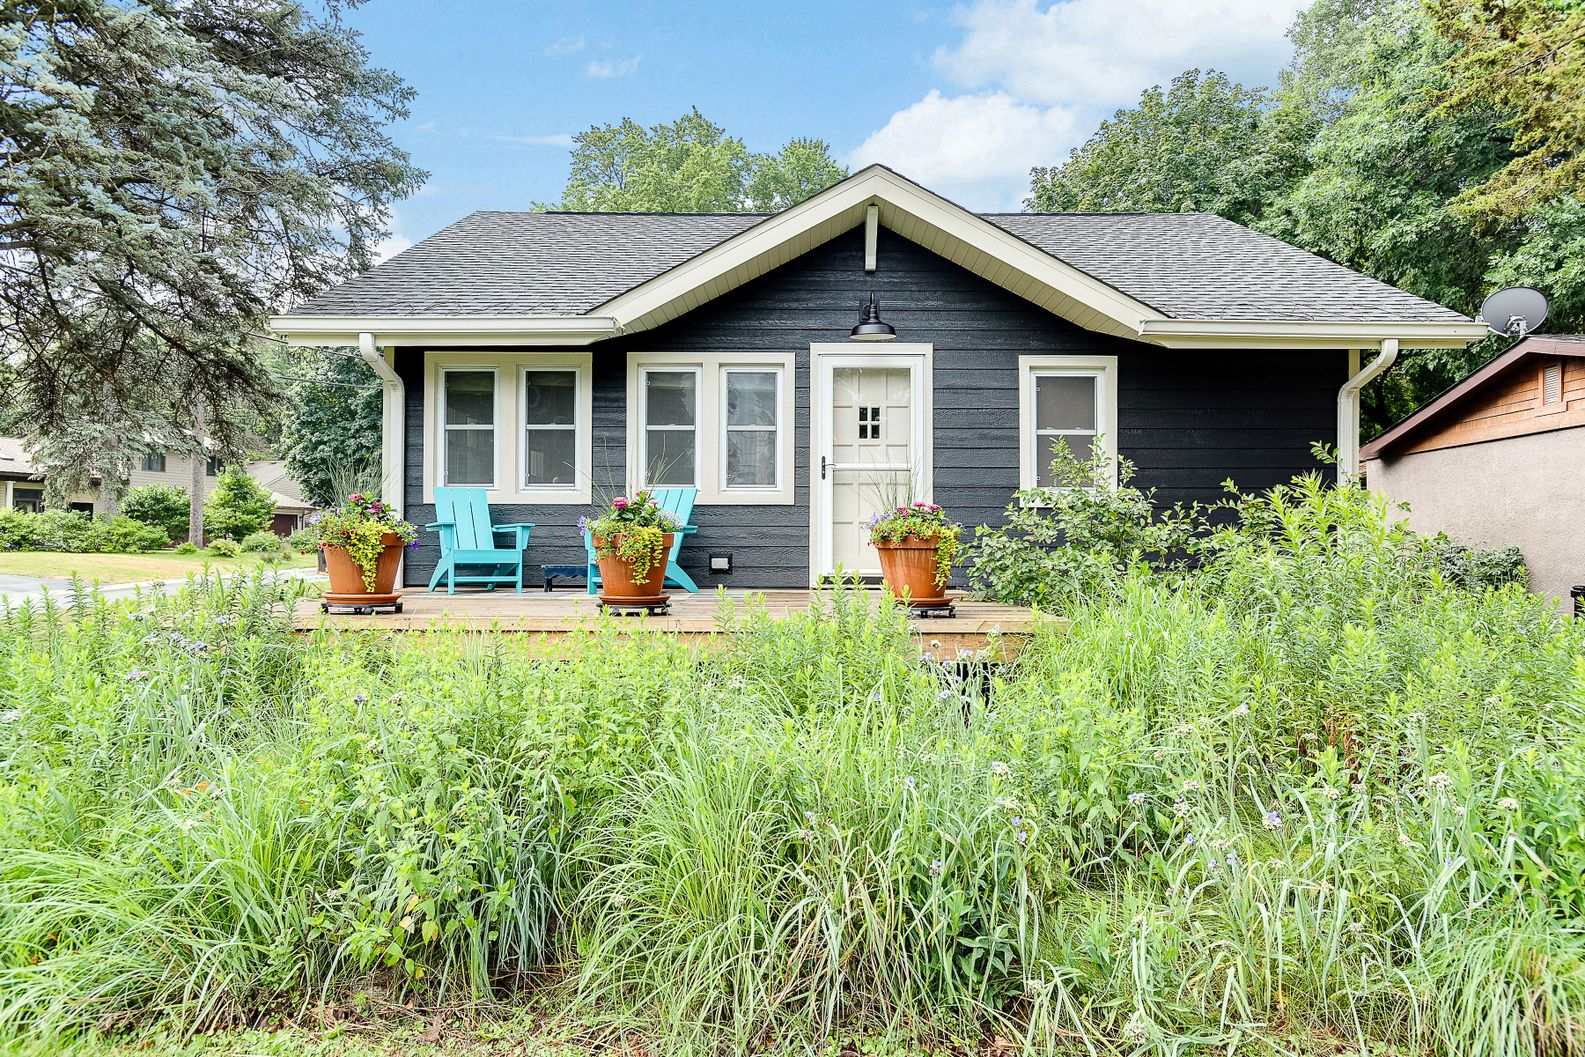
[628,353,795,504]
[1019,356,1117,491]
[722,368,781,490]
[640,367,701,487]
[140,451,166,472]
[442,369,496,487]
[521,368,579,489]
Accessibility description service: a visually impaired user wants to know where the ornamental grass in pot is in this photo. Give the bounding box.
[868,501,962,606]
[583,490,681,605]
[313,493,419,603]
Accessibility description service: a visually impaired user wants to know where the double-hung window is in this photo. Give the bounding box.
[442,369,496,487]
[141,451,166,472]
[521,369,579,489]
[629,353,794,504]
[1019,355,1117,491]
[722,368,781,491]
[640,367,701,487]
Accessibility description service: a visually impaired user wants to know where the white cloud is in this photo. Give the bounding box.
[852,0,1306,209]
[487,132,575,147]
[545,35,586,56]
[850,90,1077,209]
[373,230,413,263]
[412,119,437,134]
[583,54,641,79]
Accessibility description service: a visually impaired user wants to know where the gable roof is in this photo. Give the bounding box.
[1361,335,1585,459]
[272,164,1483,351]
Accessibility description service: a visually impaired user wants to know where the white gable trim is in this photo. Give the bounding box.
[593,165,1166,341]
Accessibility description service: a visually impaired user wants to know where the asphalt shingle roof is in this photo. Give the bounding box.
[290,208,1468,324]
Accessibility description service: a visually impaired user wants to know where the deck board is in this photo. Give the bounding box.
[291,589,1054,661]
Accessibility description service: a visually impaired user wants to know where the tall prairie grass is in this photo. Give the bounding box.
[0,482,1582,1056]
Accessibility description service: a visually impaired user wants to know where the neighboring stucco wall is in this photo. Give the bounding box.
[1367,426,1585,606]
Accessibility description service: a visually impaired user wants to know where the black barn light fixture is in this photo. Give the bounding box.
[850,291,897,342]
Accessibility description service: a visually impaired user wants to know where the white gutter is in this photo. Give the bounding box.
[1337,338,1398,483]
[357,332,406,511]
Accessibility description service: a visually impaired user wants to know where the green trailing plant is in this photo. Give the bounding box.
[312,492,418,591]
[867,501,963,588]
[583,489,681,586]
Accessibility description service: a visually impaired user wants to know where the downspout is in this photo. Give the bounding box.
[1337,338,1398,483]
[357,332,406,510]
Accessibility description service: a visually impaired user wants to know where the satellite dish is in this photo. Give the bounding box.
[1478,286,1549,339]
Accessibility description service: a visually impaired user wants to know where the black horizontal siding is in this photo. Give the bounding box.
[397,226,1344,588]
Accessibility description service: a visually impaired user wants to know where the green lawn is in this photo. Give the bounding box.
[0,549,315,585]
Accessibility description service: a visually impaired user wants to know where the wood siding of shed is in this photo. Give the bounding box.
[1392,356,1585,455]
[396,226,1344,588]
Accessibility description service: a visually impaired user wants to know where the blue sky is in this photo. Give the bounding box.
[347,0,1309,255]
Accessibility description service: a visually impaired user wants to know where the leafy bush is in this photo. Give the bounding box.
[1436,540,1530,591]
[202,466,274,541]
[173,541,199,555]
[2,480,1584,1056]
[285,527,318,554]
[967,439,1194,608]
[0,509,166,553]
[205,537,241,558]
[239,530,288,557]
[119,483,190,542]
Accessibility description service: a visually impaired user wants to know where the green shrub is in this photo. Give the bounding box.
[239,530,288,557]
[202,466,274,541]
[97,515,169,553]
[1436,540,1530,591]
[119,484,190,542]
[0,509,166,553]
[284,527,318,554]
[205,537,241,558]
[173,541,199,555]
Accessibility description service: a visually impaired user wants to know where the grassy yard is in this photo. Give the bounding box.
[2,483,1584,1056]
[0,549,315,585]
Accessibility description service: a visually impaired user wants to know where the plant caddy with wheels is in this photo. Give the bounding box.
[583,489,682,615]
[868,501,962,617]
[314,492,419,614]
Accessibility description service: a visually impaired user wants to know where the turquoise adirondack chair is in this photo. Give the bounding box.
[425,487,535,594]
[585,486,699,594]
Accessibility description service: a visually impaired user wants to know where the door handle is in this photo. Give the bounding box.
[820,455,828,480]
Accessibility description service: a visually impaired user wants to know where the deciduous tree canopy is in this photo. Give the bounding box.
[556,108,847,212]
[1027,0,1585,433]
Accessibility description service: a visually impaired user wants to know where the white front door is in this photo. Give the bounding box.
[811,346,932,578]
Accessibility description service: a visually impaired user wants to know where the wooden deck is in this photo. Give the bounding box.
[291,588,1053,662]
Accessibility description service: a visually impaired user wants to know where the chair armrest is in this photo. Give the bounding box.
[423,520,455,530]
[492,522,536,531]
[677,524,698,535]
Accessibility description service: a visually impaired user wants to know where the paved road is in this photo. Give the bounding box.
[0,566,324,607]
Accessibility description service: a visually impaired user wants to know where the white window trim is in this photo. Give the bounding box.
[423,352,592,504]
[626,352,796,505]
[518,362,591,499]
[1018,354,1119,493]
[638,364,704,490]
[720,366,784,494]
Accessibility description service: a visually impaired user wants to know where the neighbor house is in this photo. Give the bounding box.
[269,165,1484,589]
[0,438,315,535]
[1362,334,1585,606]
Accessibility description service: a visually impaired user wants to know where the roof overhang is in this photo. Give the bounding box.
[266,314,619,348]
[269,164,1484,353]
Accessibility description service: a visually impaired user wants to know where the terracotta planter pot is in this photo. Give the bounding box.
[873,535,949,606]
[593,532,674,604]
[321,533,404,601]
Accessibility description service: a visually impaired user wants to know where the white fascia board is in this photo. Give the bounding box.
[267,315,619,347]
[595,165,1169,338]
[1137,318,1488,350]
